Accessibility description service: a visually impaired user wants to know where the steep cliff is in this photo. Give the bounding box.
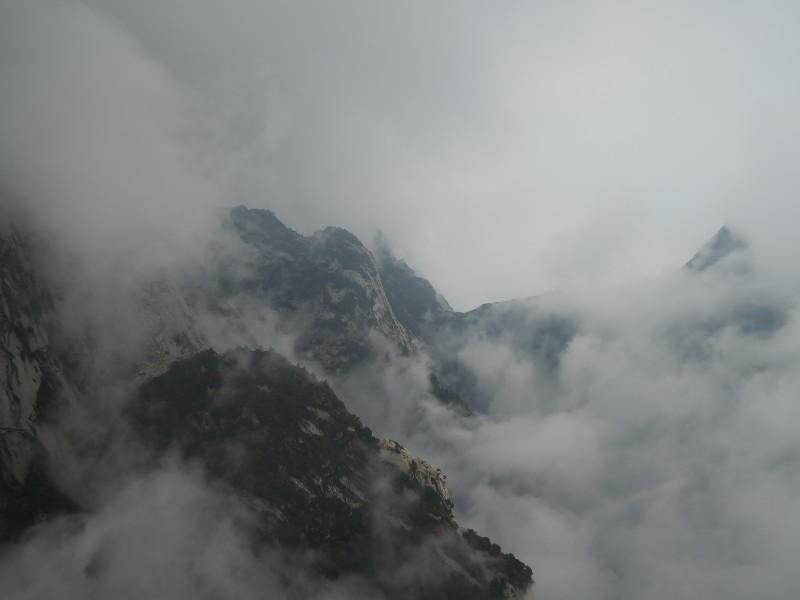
[130,348,532,598]
[188,207,415,373]
[0,212,535,598]
[0,220,77,537]
[373,232,452,340]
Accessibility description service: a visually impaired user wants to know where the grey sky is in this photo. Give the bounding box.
[3,1,800,308]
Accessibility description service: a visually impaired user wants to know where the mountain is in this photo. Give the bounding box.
[0,211,534,598]
[9,201,787,598]
[133,277,208,379]
[422,298,577,412]
[189,206,415,374]
[679,226,787,343]
[685,225,748,272]
[371,233,576,412]
[373,232,453,339]
[0,219,79,538]
[132,348,532,598]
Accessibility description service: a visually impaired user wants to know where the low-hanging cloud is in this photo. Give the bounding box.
[5,1,800,307]
[0,457,383,600]
[4,2,800,599]
[330,263,800,599]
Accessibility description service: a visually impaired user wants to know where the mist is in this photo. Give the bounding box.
[0,458,381,599]
[4,1,800,308]
[333,264,800,599]
[3,1,800,599]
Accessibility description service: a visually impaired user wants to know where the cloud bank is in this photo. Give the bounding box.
[4,1,800,307]
[334,262,800,599]
[4,2,800,600]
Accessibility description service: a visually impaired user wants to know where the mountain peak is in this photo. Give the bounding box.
[228,205,290,234]
[685,225,748,272]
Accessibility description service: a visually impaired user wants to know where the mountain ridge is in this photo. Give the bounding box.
[0,207,535,598]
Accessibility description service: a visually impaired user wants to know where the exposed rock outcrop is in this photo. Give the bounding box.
[130,348,533,598]
[0,208,536,597]
[374,232,452,340]
[685,225,748,272]
[188,207,415,373]
[0,220,78,537]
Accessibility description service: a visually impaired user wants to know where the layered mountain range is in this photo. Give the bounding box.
[3,203,783,598]
[0,206,534,598]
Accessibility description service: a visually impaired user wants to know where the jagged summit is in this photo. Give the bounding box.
[0,212,534,598]
[228,205,307,254]
[685,225,748,272]
[205,206,415,372]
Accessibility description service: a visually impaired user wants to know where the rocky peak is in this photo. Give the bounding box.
[200,207,415,373]
[0,208,535,596]
[228,205,307,256]
[685,225,748,272]
[313,225,365,250]
[130,347,533,598]
[681,226,786,342]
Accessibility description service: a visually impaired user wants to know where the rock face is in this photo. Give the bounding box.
[133,277,207,379]
[372,235,576,413]
[0,209,535,598]
[0,220,77,537]
[423,298,577,412]
[685,225,748,272]
[680,226,786,344]
[0,222,66,432]
[131,348,532,598]
[199,209,572,415]
[374,233,453,339]
[191,207,415,373]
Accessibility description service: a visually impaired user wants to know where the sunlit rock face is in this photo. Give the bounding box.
[131,348,533,598]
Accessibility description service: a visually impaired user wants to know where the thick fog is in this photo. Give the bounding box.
[3,2,800,600]
[4,1,800,307]
[334,257,800,599]
[0,458,381,599]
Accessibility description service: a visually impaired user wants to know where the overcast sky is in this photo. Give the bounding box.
[2,0,800,308]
